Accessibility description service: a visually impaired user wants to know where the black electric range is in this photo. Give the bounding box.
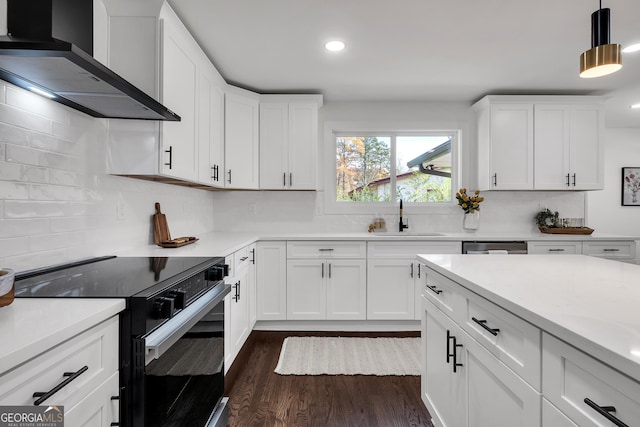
[14,255,230,427]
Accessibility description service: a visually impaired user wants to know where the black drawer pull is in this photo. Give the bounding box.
[446,330,453,364]
[452,336,463,373]
[584,398,629,427]
[318,248,334,252]
[164,146,172,169]
[548,248,565,252]
[33,366,88,405]
[603,248,620,252]
[240,256,249,261]
[472,317,500,336]
[427,285,442,295]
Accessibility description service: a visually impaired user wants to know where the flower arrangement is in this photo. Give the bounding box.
[455,188,484,214]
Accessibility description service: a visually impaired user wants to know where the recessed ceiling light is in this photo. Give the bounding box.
[631,103,640,109]
[623,43,640,53]
[325,40,346,52]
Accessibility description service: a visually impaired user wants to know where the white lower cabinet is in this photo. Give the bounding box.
[225,247,252,371]
[0,316,120,426]
[542,399,579,427]
[286,241,367,320]
[543,332,640,427]
[422,297,541,427]
[256,241,287,320]
[367,241,461,320]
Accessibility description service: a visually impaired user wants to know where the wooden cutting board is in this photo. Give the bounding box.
[152,203,198,247]
[153,202,171,245]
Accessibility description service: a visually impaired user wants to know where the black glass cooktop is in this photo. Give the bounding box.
[15,256,224,299]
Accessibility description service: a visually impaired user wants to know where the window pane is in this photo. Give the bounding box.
[396,136,452,203]
[336,136,391,202]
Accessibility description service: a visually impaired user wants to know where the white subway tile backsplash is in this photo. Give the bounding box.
[5,144,72,170]
[49,169,81,186]
[5,85,71,124]
[0,103,51,134]
[0,237,30,258]
[28,231,84,252]
[0,181,29,200]
[4,201,70,218]
[0,218,49,238]
[0,122,29,146]
[28,133,80,157]
[29,184,84,201]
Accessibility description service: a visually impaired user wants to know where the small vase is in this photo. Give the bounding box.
[463,211,480,231]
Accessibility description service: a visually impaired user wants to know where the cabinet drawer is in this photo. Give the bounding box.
[527,241,582,255]
[582,241,636,260]
[65,371,119,427]
[542,398,578,427]
[543,333,640,427]
[368,241,461,258]
[233,245,252,272]
[0,316,118,408]
[422,268,464,320]
[461,289,541,389]
[287,241,366,259]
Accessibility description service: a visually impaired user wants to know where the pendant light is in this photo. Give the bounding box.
[580,1,622,78]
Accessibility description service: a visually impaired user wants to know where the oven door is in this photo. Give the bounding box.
[142,283,230,427]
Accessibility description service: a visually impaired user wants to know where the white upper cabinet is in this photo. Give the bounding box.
[259,95,322,190]
[473,96,604,191]
[225,88,260,189]
[99,1,225,186]
[534,103,603,190]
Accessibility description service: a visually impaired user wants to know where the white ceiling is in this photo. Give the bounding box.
[166,0,640,128]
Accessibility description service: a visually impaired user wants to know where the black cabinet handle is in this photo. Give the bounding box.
[492,173,497,187]
[164,146,172,169]
[318,248,334,252]
[250,248,256,264]
[417,263,421,278]
[426,285,442,295]
[446,330,453,364]
[472,317,500,336]
[410,263,414,278]
[233,281,240,302]
[227,169,232,184]
[603,248,620,252]
[584,398,629,427]
[240,256,249,261]
[321,262,324,278]
[33,366,88,405]
[548,248,565,252]
[572,173,576,186]
[290,172,293,187]
[566,173,570,187]
[283,172,286,186]
[452,336,463,373]
[328,263,332,279]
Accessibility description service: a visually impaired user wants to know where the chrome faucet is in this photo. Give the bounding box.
[399,199,409,232]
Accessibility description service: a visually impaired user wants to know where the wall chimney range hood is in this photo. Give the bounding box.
[0,0,180,121]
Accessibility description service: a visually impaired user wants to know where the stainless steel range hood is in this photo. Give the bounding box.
[0,0,180,121]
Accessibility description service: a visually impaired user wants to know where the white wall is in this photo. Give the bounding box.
[212,101,587,234]
[587,128,640,236]
[0,82,216,271]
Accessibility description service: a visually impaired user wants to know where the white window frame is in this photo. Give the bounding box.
[323,120,462,215]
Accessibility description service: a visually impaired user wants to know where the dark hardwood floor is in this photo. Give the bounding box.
[225,331,434,427]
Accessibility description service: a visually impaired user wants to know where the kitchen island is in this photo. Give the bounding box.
[418,254,640,427]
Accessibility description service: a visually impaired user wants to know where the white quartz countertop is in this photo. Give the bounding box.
[0,299,125,374]
[417,254,640,383]
[115,231,638,258]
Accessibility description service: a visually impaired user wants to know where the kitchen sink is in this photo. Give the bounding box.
[372,232,445,236]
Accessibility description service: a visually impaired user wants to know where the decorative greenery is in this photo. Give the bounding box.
[455,188,484,214]
[534,208,559,228]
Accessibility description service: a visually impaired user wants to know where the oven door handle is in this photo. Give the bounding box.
[144,284,231,364]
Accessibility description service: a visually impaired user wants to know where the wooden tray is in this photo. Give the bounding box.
[159,236,199,248]
[539,227,594,235]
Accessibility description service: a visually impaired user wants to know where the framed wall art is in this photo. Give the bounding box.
[622,167,640,206]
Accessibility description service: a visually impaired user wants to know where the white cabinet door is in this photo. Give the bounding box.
[287,102,318,190]
[326,259,367,320]
[225,90,259,189]
[197,65,225,187]
[527,241,582,255]
[534,104,571,190]
[226,261,250,368]
[248,243,257,328]
[259,100,319,190]
[570,105,603,190]
[259,102,289,189]
[160,13,198,181]
[422,298,466,427]
[487,103,534,190]
[256,241,287,320]
[287,260,325,320]
[367,258,415,320]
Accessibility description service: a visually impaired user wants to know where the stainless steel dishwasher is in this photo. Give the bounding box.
[462,241,528,254]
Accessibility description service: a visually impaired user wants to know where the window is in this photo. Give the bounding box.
[335,132,454,204]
